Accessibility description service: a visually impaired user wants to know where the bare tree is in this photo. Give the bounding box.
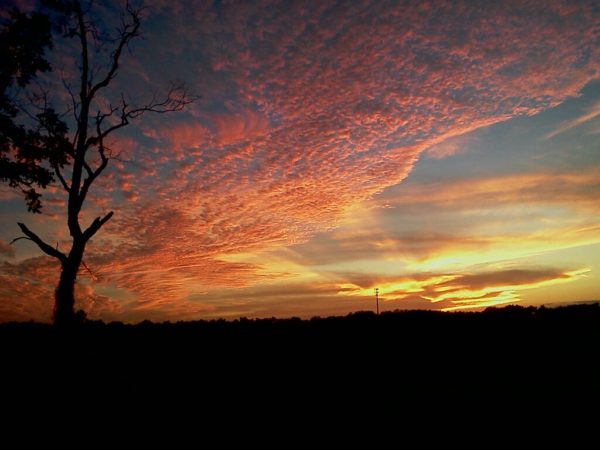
[8,1,195,325]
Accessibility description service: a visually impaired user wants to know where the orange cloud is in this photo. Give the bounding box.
[0,240,15,257]
[211,109,270,146]
[279,165,600,266]
[0,257,124,323]
[147,122,209,152]
[380,168,600,211]
[336,267,589,312]
[2,0,599,322]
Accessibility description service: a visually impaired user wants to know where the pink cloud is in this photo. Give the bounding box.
[146,122,209,152]
[425,134,474,160]
[2,0,599,322]
[0,257,122,323]
[212,109,270,146]
[380,168,600,211]
[85,0,600,319]
[0,240,15,258]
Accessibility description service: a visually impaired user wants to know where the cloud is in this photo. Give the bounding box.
[380,168,600,211]
[194,282,368,319]
[0,240,15,258]
[2,0,599,321]
[546,100,600,139]
[282,231,494,267]
[0,257,125,323]
[189,266,590,317]
[275,167,600,269]
[145,121,209,152]
[425,135,472,160]
[446,269,571,291]
[212,109,270,146]
[334,267,589,312]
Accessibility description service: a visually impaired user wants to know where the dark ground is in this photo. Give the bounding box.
[2,304,599,428]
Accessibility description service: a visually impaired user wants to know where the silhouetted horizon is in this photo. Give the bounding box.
[3,300,598,422]
[2,301,599,327]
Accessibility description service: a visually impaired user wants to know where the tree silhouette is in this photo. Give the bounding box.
[4,1,195,326]
[0,9,64,213]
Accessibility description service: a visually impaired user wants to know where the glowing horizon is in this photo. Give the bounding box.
[1,0,599,323]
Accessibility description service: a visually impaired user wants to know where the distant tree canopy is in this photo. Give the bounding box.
[0,9,70,213]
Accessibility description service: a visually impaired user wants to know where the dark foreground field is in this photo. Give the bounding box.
[2,304,599,421]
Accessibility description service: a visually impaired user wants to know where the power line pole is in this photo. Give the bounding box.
[375,287,379,315]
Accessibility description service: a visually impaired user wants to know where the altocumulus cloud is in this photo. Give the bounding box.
[2,0,599,321]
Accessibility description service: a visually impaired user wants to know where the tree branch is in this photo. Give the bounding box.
[61,76,80,124]
[82,211,113,242]
[86,85,197,148]
[76,2,89,105]
[89,3,141,99]
[82,159,94,177]
[67,0,91,240]
[53,163,71,192]
[9,236,31,245]
[79,111,111,206]
[16,222,67,263]
[81,259,98,281]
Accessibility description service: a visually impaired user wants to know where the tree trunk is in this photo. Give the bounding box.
[54,244,84,326]
[54,263,77,326]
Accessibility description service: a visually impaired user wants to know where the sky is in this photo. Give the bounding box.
[1,0,599,323]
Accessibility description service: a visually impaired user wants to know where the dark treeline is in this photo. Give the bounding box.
[2,303,599,416]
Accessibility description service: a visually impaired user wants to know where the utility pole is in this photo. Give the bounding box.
[375,288,379,315]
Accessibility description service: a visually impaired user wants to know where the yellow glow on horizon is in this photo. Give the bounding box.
[441,296,518,312]
[348,275,458,298]
[400,228,600,275]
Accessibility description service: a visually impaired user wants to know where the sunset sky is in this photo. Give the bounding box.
[1,0,599,323]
